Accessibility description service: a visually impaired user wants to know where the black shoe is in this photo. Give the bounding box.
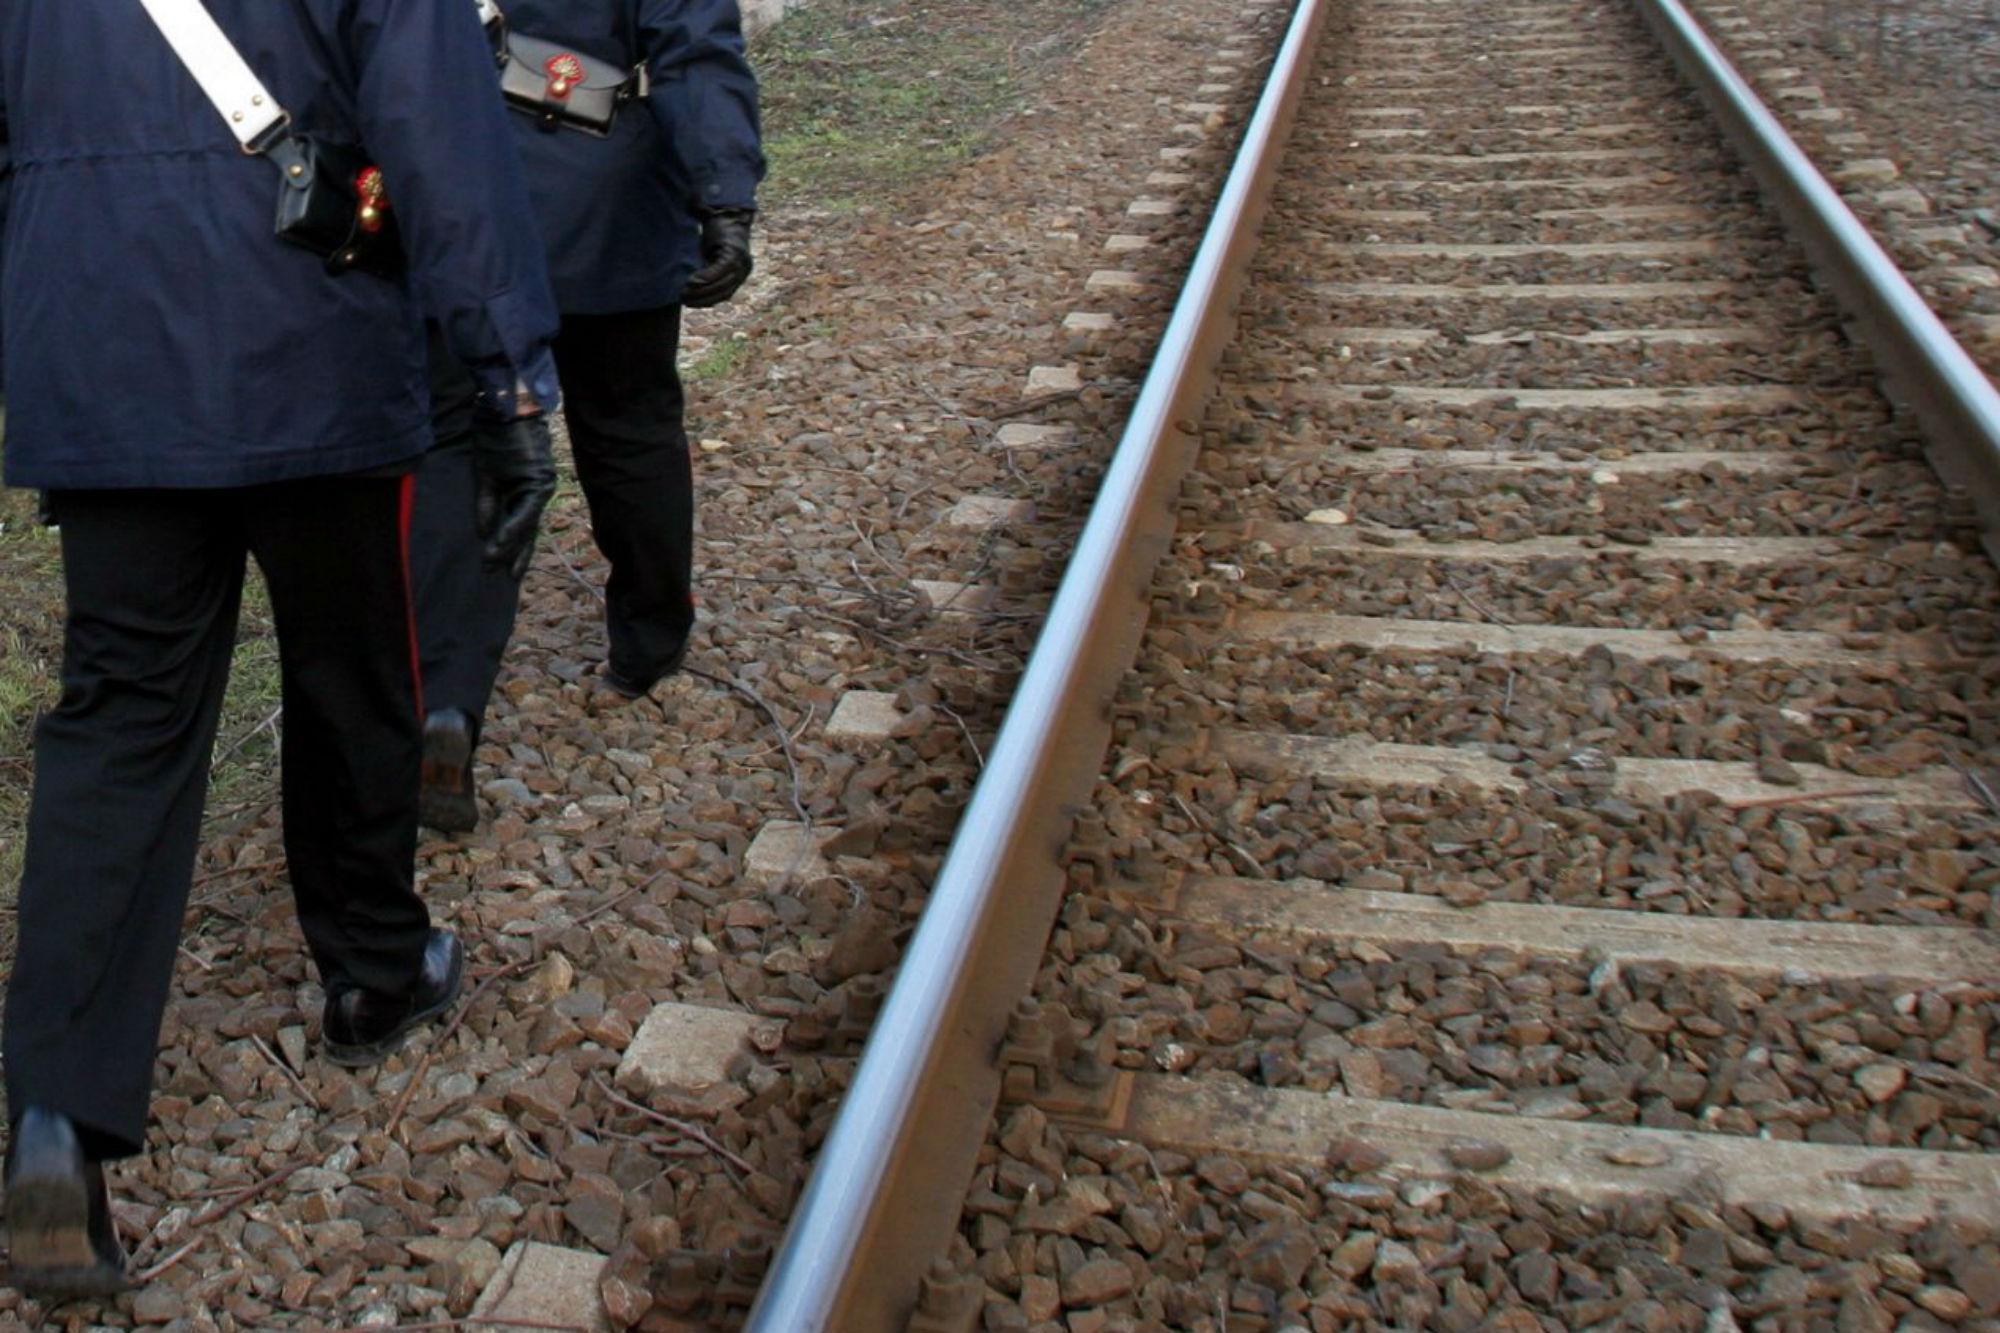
[418,709,478,834]
[598,665,655,700]
[600,639,690,701]
[321,929,465,1068]
[5,1107,128,1299]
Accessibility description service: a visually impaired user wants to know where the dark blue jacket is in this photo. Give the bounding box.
[501,0,763,314]
[0,0,561,490]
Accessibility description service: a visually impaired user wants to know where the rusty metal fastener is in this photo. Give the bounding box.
[904,1257,980,1333]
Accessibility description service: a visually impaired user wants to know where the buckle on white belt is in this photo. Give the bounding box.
[242,109,294,156]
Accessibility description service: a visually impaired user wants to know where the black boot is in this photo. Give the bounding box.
[321,929,465,1068]
[599,636,691,701]
[418,709,478,834]
[5,1107,128,1299]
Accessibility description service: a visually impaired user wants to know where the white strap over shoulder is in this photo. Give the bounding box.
[135,0,290,151]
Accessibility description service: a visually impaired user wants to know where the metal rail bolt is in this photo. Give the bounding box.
[833,975,888,1052]
[653,1253,709,1316]
[999,997,1059,1101]
[1064,809,1114,890]
[1063,1018,1117,1091]
[716,1236,775,1312]
[902,1257,982,1333]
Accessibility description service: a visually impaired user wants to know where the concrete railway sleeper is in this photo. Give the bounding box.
[749,0,2000,1329]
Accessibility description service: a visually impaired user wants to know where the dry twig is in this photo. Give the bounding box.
[1446,571,1512,628]
[1953,761,2000,818]
[1171,794,1265,877]
[190,861,280,889]
[935,699,987,769]
[251,1033,320,1110]
[987,387,1083,420]
[1733,788,1893,811]
[590,1075,756,1176]
[378,1312,588,1320]
[385,960,533,1138]
[134,1237,204,1284]
[132,1159,306,1275]
[687,666,814,878]
[211,703,284,769]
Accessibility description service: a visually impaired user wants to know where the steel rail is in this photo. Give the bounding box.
[741,1,1330,1329]
[1634,0,2000,552]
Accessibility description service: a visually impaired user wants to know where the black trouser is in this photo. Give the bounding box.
[414,305,695,719]
[4,478,431,1159]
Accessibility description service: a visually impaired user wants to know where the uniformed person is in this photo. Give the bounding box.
[0,0,562,1298]
[411,0,764,833]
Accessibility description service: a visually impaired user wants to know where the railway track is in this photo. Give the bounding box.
[747,0,2000,1329]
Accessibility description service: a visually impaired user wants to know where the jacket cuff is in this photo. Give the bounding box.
[471,346,561,418]
[692,159,761,213]
[436,283,561,416]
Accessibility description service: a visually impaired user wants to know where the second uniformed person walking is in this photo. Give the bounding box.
[412,0,764,833]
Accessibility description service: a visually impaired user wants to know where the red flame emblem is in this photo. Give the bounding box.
[355,166,390,234]
[545,53,586,100]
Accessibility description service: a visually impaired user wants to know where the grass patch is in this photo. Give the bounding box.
[756,0,1116,209]
[0,482,288,902]
[206,584,283,817]
[0,487,65,895]
[685,332,755,383]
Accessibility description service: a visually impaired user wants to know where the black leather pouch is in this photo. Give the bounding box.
[267,135,404,279]
[500,33,644,136]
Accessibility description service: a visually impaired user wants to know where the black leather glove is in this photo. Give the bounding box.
[682,207,755,308]
[473,414,557,580]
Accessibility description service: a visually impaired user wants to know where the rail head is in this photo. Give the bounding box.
[742,2,1330,1330]
[1633,0,2000,555]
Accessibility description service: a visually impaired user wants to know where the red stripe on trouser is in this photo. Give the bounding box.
[398,472,425,720]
